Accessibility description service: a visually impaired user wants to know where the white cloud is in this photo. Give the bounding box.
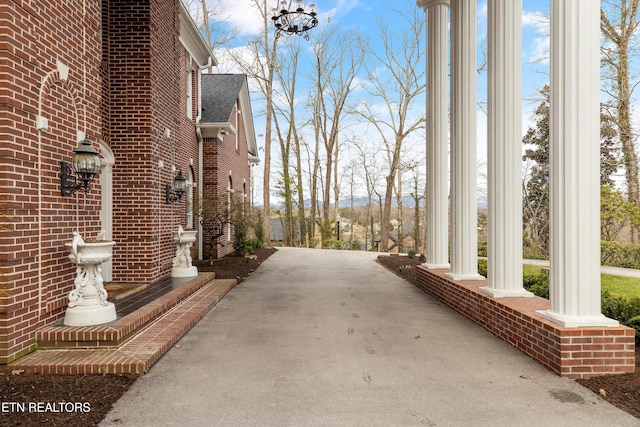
[322,0,363,23]
[522,11,549,65]
[218,0,265,37]
[213,0,365,39]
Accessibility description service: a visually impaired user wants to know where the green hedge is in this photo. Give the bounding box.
[480,241,640,269]
[601,241,640,269]
[477,240,487,257]
[601,292,640,340]
[234,235,262,256]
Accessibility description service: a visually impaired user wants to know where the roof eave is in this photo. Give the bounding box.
[238,78,259,159]
[196,122,236,139]
[179,1,217,67]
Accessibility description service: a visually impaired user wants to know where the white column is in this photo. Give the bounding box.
[418,0,450,269]
[537,0,617,327]
[480,0,532,297]
[446,0,483,281]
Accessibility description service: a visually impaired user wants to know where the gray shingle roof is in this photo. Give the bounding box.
[201,74,247,123]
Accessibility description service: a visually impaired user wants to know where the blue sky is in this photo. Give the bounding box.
[206,0,556,201]
[214,0,552,106]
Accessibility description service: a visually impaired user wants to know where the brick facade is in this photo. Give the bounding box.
[415,267,636,379]
[201,101,252,259]
[0,0,105,364]
[107,0,200,282]
[0,1,248,365]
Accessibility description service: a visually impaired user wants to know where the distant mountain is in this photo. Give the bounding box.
[264,195,487,210]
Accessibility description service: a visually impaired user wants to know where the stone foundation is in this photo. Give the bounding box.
[415,266,636,379]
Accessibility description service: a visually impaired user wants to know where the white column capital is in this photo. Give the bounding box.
[417,0,450,11]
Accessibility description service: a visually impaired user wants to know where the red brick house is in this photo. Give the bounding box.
[199,74,259,259]
[0,1,257,364]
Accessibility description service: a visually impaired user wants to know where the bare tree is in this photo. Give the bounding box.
[293,136,307,247]
[353,137,385,250]
[396,156,422,252]
[221,0,280,246]
[308,24,366,223]
[301,136,320,244]
[271,38,302,246]
[183,0,238,72]
[601,0,640,239]
[408,166,425,254]
[355,1,426,251]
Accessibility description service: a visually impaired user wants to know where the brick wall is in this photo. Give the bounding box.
[107,0,200,283]
[415,267,636,379]
[0,0,104,363]
[0,0,204,364]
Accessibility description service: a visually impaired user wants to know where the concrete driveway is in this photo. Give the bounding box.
[100,247,638,427]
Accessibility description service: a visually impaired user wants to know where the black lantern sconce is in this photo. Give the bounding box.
[166,170,187,204]
[60,135,102,196]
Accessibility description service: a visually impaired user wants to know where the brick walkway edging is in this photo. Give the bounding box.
[415,266,636,379]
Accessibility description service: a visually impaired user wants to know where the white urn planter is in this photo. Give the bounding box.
[171,226,198,278]
[63,231,117,326]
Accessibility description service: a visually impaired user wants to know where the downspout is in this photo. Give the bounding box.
[195,58,210,260]
[196,126,204,261]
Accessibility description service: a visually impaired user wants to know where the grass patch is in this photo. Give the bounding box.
[523,264,545,277]
[602,274,640,299]
[523,264,640,300]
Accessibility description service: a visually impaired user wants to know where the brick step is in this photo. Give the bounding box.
[36,273,216,349]
[9,278,237,375]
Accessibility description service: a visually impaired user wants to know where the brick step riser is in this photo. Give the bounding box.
[35,273,216,350]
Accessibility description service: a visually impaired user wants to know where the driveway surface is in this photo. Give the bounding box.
[101,247,639,426]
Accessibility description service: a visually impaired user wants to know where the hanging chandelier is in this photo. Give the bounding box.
[271,1,318,41]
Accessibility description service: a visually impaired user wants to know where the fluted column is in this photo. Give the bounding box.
[418,0,450,269]
[480,0,532,297]
[537,0,617,327]
[446,0,482,281]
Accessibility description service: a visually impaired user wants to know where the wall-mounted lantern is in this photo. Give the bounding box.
[166,170,187,204]
[60,135,102,196]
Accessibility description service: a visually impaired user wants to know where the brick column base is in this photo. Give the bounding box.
[416,266,636,379]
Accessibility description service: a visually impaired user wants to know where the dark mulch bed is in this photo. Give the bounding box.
[376,254,640,420]
[193,247,277,282]
[0,247,277,427]
[0,373,137,427]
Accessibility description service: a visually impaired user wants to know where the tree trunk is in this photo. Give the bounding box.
[397,167,403,253]
[601,0,640,241]
[294,139,306,246]
[380,173,394,252]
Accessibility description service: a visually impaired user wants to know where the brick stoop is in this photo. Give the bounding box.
[36,273,216,350]
[8,277,237,375]
[415,266,636,379]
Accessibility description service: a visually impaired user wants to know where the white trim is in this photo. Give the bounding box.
[99,141,115,283]
[186,169,194,229]
[186,66,193,119]
[197,122,236,139]
[179,1,215,67]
